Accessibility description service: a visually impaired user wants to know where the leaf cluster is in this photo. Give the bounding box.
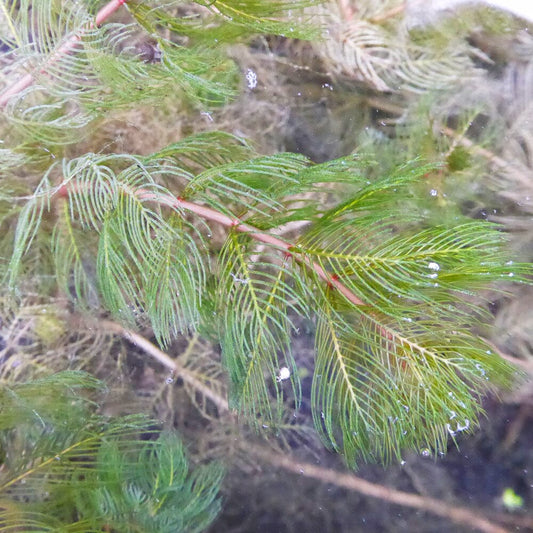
[4,139,528,464]
[0,371,223,532]
[0,0,319,151]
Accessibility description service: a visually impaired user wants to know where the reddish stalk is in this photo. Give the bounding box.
[138,189,365,307]
[0,0,128,108]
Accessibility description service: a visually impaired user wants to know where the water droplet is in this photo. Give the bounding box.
[430,189,438,197]
[245,68,257,89]
[230,272,249,284]
[456,419,470,432]
[276,366,291,382]
[427,262,440,271]
[447,419,470,436]
[475,363,486,376]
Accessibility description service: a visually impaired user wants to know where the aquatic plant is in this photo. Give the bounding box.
[0,0,530,530]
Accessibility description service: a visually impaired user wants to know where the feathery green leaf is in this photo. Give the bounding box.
[218,231,304,424]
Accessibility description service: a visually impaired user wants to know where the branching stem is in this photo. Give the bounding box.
[0,0,128,107]
[100,319,230,415]
[140,189,365,306]
[251,446,510,533]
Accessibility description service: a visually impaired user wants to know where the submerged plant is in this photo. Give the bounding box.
[0,371,223,532]
[0,0,530,529]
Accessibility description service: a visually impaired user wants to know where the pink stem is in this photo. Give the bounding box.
[0,0,128,108]
[95,0,128,26]
[136,188,365,307]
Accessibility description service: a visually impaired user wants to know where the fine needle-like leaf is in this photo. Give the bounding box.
[217,231,305,425]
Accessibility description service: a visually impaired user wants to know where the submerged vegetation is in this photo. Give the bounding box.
[0,1,532,530]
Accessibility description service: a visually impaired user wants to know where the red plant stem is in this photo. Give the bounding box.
[136,189,366,307]
[0,0,128,108]
[95,0,128,26]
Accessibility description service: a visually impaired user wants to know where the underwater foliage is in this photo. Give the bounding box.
[0,3,530,530]
[0,371,223,532]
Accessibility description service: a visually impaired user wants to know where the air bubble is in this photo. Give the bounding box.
[230,272,249,284]
[276,367,291,382]
[245,68,257,89]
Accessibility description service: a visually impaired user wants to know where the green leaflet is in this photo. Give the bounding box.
[184,152,310,220]
[130,0,322,43]
[312,304,516,465]
[218,231,304,424]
